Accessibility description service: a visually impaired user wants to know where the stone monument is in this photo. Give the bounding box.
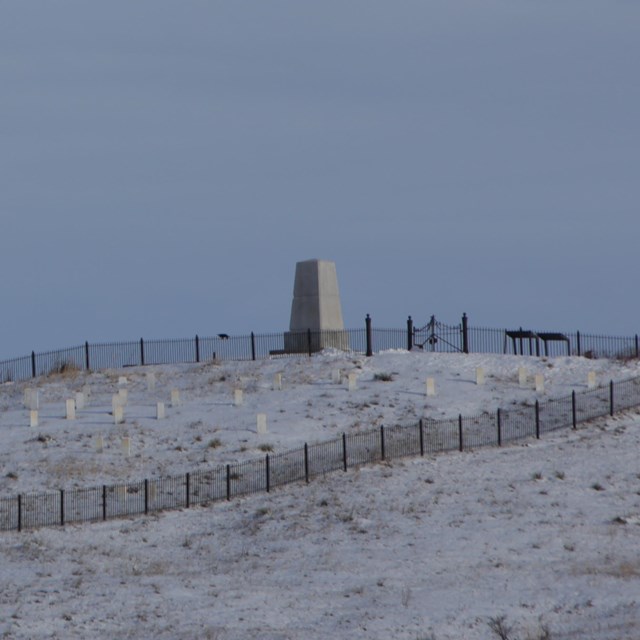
[283,259,349,353]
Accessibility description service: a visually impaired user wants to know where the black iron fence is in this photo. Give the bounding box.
[2,316,638,384]
[2,373,640,532]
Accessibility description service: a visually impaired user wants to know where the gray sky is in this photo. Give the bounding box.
[2,1,639,358]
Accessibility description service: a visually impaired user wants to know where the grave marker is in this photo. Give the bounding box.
[234,389,243,406]
[535,374,545,393]
[156,402,165,420]
[257,413,268,434]
[348,373,357,392]
[273,373,282,390]
[118,376,128,386]
[518,367,528,387]
[30,410,38,428]
[587,371,597,389]
[118,388,128,405]
[65,399,76,420]
[426,378,436,397]
[114,405,124,425]
[170,389,181,407]
[112,394,123,414]
[476,367,485,385]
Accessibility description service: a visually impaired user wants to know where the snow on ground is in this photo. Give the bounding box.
[1,351,640,639]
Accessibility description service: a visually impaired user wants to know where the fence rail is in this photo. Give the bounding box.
[2,372,640,532]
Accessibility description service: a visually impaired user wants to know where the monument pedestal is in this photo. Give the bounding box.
[282,259,349,354]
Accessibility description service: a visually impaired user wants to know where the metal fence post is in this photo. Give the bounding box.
[462,312,469,354]
[497,408,502,446]
[458,415,463,452]
[535,400,540,439]
[251,332,256,361]
[636,334,639,358]
[195,335,200,363]
[576,331,581,357]
[610,380,614,416]
[31,352,36,378]
[380,425,386,461]
[419,418,424,456]
[60,489,65,526]
[226,464,231,500]
[266,455,270,493]
[17,495,22,532]
[144,479,149,514]
[572,391,577,429]
[85,341,90,371]
[365,314,373,357]
[186,472,190,508]
[102,485,107,521]
[342,433,348,471]
[304,443,309,483]
[140,338,145,366]
[407,316,413,351]
[307,329,312,357]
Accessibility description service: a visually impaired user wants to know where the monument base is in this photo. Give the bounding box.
[283,330,350,354]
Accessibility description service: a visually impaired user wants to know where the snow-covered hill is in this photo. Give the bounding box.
[1,350,640,639]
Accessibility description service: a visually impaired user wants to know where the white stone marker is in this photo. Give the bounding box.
[587,371,597,389]
[146,372,156,391]
[348,373,357,392]
[66,399,76,420]
[331,369,342,384]
[273,373,282,391]
[156,402,165,420]
[535,374,545,393]
[118,388,128,404]
[426,378,436,397]
[114,405,124,425]
[121,437,131,457]
[112,394,123,414]
[234,389,243,406]
[118,376,128,386]
[170,389,181,407]
[518,367,528,387]
[257,413,268,434]
[95,434,104,453]
[75,391,85,410]
[30,410,38,428]
[476,367,485,385]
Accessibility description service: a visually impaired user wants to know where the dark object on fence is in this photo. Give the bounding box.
[505,329,540,356]
[366,314,373,357]
[538,332,570,357]
[218,334,230,340]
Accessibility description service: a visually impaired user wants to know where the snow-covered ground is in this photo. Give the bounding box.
[1,350,640,639]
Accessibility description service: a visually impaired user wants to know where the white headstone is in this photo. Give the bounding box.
[118,388,128,404]
[426,378,436,397]
[30,410,38,428]
[535,374,545,393]
[257,413,268,434]
[65,399,76,420]
[146,372,156,391]
[348,373,357,392]
[156,402,165,420]
[518,367,528,387]
[118,376,128,386]
[476,367,485,385]
[273,373,282,391]
[114,405,124,425]
[75,391,85,410]
[170,389,181,407]
[331,369,342,384]
[234,389,243,406]
[95,434,104,453]
[587,371,597,389]
[122,437,131,457]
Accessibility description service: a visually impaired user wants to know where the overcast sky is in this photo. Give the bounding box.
[1,1,639,358]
